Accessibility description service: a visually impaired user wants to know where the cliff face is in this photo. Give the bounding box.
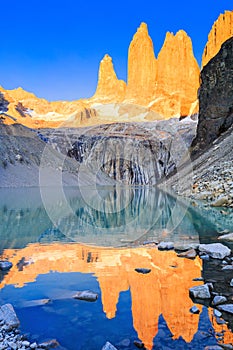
[192,37,233,153]
[126,22,157,104]
[92,54,126,103]
[155,30,200,117]
[202,11,233,67]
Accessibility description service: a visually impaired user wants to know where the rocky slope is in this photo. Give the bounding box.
[202,10,233,67]
[165,37,233,207]
[192,36,233,153]
[0,123,114,187]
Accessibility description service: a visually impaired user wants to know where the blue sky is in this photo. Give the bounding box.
[0,0,232,101]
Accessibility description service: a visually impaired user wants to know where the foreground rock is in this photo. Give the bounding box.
[0,304,20,329]
[73,290,98,302]
[198,243,231,259]
[0,261,13,271]
[0,303,60,350]
[217,304,233,314]
[177,248,197,259]
[218,233,233,242]
[158,242,174,250]
[189,284,211,299]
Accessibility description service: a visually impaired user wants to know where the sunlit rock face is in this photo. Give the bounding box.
[202,10,233,67]
[125,22,157,105]
[155,30,200,118]
[91,54,126,103]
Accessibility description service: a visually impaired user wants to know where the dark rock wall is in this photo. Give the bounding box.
[192,37,233,153]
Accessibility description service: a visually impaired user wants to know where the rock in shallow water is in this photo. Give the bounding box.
[198,243,231,259]
[189,284,211,299]
[218,304,233,314]
[135,268,151,274]
[177,249,197,259]
[218,232,233,242]
[73,290,98,302]
[212,296,227,306]
[102,341,118,350]
[0,304,20,329]
[190,305,200,314]
[0,261,13,271]
[158,241,174,250]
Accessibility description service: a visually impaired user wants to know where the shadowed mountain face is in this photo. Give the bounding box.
[192,36,233,153]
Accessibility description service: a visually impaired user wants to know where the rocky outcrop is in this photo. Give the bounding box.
[155,30,200,117]
[66,119,197,185]
[192,37,233,153]
[202,10,233,67]
[126,22,157,104]
[92,54,126,103]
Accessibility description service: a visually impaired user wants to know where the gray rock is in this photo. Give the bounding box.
[212,296,227,306]
[218,304,233,314]
[73,291,98,302]
[22,341,30,347]
[218,232,233,241]
[0,262,13,271]
[199,243,231,259]
[102,342,118,350]
[177,249,197,259]
[230,279,233,287]
[189,284,211,299]
[222,265,233,270]
[0,305,19,329]
[38,339,59,349]
[30,343,37,349]
[135,268,151,275]
[214,309,222,318]
[158,242,174,250]
[204,346,223,350]
[212,196,230,207]
[117,339,130,347]
[7,342,17,350]
[189,305,200,314]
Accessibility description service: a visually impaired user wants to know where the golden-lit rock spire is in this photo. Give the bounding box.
[126,22,157,104]
[202,10,233,67]
[92,54,126,103]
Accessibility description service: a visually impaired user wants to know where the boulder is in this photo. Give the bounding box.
[158,241,174,250]
[218,304,233,314]
[0,304,20,328]
[198,243,231,259]
[189,284,211,299]
[212,296,227,306]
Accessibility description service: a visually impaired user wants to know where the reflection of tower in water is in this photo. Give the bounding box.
[1,243,232,349]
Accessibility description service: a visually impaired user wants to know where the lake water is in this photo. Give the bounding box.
[0,186,233,349]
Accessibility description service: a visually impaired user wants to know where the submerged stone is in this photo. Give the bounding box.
[135,268,151,274]
[73,290,98,302]
[38,339,59,349]
[102,341,118,350]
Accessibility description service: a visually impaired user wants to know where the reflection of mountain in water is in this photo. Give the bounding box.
[0,187,232,250]
[0,243,232,349]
